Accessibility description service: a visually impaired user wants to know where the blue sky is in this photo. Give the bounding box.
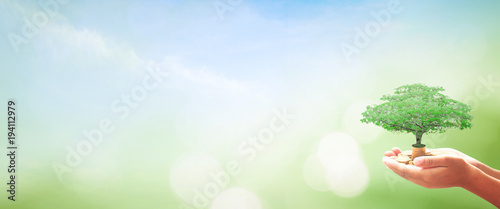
[2,0,499,132]
[1,0,498,142]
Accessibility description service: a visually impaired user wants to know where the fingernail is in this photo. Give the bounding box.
[414,158,423,166]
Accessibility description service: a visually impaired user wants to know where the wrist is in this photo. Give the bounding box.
[470,158,486,171]
[460,165,500,208]
[461,164,482,190]
[471,159,500,180]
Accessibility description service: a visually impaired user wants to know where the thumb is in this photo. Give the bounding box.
[414,155,462,168]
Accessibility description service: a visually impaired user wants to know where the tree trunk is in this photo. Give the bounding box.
[415,131,423,145]
[412,130,426,159]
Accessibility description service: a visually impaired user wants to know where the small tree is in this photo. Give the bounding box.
[361,83,472,148]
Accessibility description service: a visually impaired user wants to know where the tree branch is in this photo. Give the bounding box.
[413,122,423,129]
[379,120,418,132]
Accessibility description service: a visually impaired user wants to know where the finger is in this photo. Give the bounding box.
[392,147,402,156]
[384,158,409,179]
[438,148,467,157]
[382,157,389,168]
[419,166,447,177]
[382,157,393,169]
[432,148,464,156]
[383,157,421,180]
[382,156,397,165]
[407,166,448,188]
[414,155,463,168]
[385,151,396,157]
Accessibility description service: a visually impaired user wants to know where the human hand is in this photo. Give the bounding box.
[384,147,481,170]
[385,147,500,207]
[424,148,500,181]
[426,148,481,168]
[383,153,477,189]
[384,147,402,159]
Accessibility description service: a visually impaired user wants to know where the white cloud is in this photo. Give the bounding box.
[37,21,256,97]
[37,23,143,69]
[159,56,251,95]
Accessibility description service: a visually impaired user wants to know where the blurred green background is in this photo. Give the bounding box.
[0,0,499,208]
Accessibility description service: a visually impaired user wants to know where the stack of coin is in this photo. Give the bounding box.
[394,150,458,165]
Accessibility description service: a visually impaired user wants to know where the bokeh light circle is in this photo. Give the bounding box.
[302,154,330,192]
[210,188,262,209]
[325,157,369,198]
[317,132,360,166]
[304,132,370,198]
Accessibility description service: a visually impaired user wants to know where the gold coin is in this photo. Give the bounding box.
[401,150,412,156]
[396,155,411,164]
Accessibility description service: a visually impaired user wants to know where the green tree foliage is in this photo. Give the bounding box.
[361,83,472,146]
